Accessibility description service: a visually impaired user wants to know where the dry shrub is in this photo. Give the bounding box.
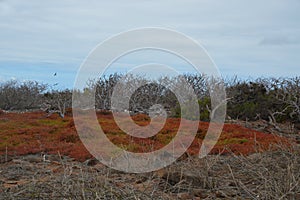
[1,142,300,199]
[156,144,300,199]
[225,146,300,199]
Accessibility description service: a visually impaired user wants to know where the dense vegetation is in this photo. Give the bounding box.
[0,74,299,125]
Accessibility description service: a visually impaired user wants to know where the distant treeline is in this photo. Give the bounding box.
[0,74,299,124]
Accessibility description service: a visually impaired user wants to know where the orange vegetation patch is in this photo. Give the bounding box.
[0,111,293,162]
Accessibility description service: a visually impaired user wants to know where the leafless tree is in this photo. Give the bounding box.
[0,80,47,111]
[42,89,72,118]
[267,77,300,123]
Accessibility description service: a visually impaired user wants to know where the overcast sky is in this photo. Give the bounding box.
[0,0,299,88]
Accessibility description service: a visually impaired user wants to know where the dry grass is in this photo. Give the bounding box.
[1,144,300,199]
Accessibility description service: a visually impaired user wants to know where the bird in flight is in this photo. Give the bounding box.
[54,73,57,76]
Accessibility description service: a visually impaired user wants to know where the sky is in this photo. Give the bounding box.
[0,0,299,89]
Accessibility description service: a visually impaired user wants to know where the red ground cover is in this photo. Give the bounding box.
[0,111,292,161]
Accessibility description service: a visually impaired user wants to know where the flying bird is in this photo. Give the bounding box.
[53,73,57,76]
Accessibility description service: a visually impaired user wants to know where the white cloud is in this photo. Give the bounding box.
[0,0,299,85]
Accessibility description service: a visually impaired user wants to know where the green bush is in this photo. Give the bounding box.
[171,97,211,121]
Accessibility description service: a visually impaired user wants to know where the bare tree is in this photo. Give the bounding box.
[268,77,300,123]
[0,80,47,111]
[42,89,72,118]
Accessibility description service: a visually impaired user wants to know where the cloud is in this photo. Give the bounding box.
[0,0,300,87]
[259,36,299,46]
